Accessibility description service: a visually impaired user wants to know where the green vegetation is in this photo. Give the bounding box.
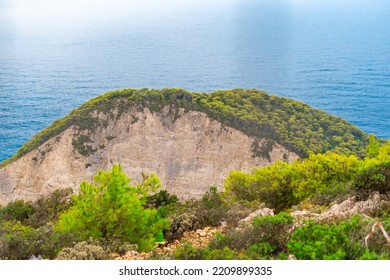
[287,215,389,260]
[55,165,169,252]
[0,88,370,167]
[225,140,390,211]
[0,88,382,260]
[169,213,389,260]
[1,140,390,259]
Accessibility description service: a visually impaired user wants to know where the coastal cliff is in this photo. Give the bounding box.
[0,88,368,205]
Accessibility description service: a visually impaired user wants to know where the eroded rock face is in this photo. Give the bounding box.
[0,107,299,205]
[291,191,390,222]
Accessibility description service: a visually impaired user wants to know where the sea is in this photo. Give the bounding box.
[0,0,389,162]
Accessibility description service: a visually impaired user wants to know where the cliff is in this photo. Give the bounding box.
[0,88,368,205]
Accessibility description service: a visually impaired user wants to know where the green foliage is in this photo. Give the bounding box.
[0,221,36,259]
[1,88,369,167]
[208,212,294,259]
[225,161,299,212]
[353,161,390,198]
[174,242,240,260]
[0,221,74,260]
[0,200,34,223]
[225,152,365,210]
[366,135,381,158]
[56,238,108,260]
[55,165,169,252]
[0,189,72,229]
[294,153,360,205]
[164,187,229,241]
[286,215,387,260]
[26,188,73,228]
[146,189,179,209]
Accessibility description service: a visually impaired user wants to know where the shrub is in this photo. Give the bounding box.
[287,215,376,260]
[224,153,361,210]
[0,200,34,223]
[26,188,73,228]
[165,212,198,242]
[0,220,79,260]
[174,242,240,260]
[56,239,108,260]
[353,161,390,199]
[103,237,138,255]
[0,221,36,259]
[164,187,230,242]
[55,165,169,252]
[208,212,294,258]
[224,162,298,212]
[146,190,178,209]
[224,202,254,227]
[294,153,360,205]
[245,242,276,259]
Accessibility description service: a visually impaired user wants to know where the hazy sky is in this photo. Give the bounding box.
[0,0,386,37]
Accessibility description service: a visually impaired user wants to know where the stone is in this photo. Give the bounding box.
[287,254,297,260]
[291,191,389,223]
[197,230,207,237]
[238,207,274,227]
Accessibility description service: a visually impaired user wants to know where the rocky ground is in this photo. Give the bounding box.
[115,226,225,260]
[114,192,390,260]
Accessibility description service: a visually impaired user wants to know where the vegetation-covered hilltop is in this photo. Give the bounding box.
[1,88,370,167]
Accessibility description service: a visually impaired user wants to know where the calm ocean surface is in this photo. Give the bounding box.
[0,0,389,162]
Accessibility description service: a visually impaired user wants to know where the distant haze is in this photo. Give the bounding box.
[0,0,389,161]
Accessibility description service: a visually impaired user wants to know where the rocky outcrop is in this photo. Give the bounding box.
[291,192,390,222]
[238,205,275,227]
[0,106,299,205]
[115,226,224,260]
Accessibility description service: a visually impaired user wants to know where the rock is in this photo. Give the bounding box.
[29,255,42,260]
[291,210,320,220]
[238,207,274,227]
[292,192,388,223]
[109,252,120,259]
[116,226,225,260]
[287,254,297,260]
[196,229,207,237]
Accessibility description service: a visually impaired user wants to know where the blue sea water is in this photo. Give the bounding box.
[0,0,389,162]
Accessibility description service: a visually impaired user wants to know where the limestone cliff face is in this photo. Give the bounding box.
[0,107,299,205]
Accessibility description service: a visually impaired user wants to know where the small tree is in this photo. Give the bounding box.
[55,165,169,251]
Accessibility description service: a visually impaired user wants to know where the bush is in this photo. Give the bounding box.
[146,190,178,209]
[287,215,378,260]
[164,187,231,241]
[0,221,36,259]
[225,162,298,212]
[294,153,360,205]
[55,165,169,252]
[103,237,138,255]
[0,200,34,223]
[174,242,240,260]
[165,212,199,242]
[208,212,294,259]
[56,239,108,260]
[26,188,73,228]
[353,161,390,199]
[0,220,79,260]
[224,153,361,210]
